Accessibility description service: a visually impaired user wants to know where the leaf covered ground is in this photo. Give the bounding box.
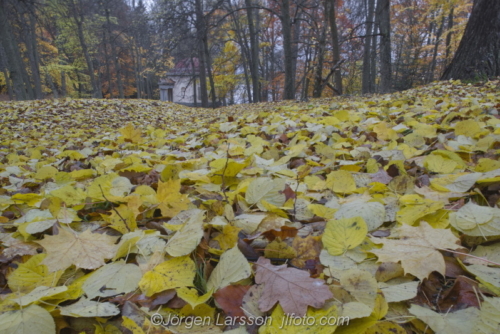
[1,80,500,334]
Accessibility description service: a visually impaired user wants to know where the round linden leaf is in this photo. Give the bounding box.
[453,201,494,230]
[82,260,142,299]
[15,286,68,306]
[207,247,252,291]
[59,298,120,317]
[335,201,386,231]
[323,217,368,256]
[0,304,55,334]
[109,176,133,197]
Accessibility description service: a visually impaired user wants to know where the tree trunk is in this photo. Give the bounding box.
[370,16,378,91]
[105,3,124,98]
[229,8,252,102]
[445,6,454,63]
[245,0,260,102]
[281,0,295,100]
[362,0,375,93]
[313,25,326,98]
[195,0,209,107]
[70,0,102,98]
[427,14,445,82]
[441,0,500,81]
[325,0,342,95]
[0,44,14,99]
[377,0,391,93]
[61,71,66,97]
[0,0,28,100]
[203,37,217,108]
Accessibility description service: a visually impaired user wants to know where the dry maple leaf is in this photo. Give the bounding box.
[35,228,118,272]
[156,179,190,218]
[370,222,461,280]
[255,257,333,317]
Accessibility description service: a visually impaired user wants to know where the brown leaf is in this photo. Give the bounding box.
[254,257,333,316]
[444,256,467,278]
[262,226,298,241]
[290,235,322,268]
[282,184,296,201]
[438,276,480,311]
[214,285,252,318]
[369,168,393,184]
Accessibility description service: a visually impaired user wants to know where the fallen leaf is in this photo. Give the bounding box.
[323,217,368,256]
[207,246,252,291]
[139,255,196,296]
[0,304,55,334]
[254,257,333,316]
[370,222,461,280]
[35,228,118,272]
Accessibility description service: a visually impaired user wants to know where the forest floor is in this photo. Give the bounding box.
[0,80,500,334]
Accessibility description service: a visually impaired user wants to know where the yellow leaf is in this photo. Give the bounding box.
[176,287,213,308]
[102,204,138,234]
[139,256,196,296]
[69,169,96,180]
[326,170,357,194]
[49,185,87,207]
[207,247,251,291]
[213,224,241,251]
[157,179,190,218]
[11,193,43,207]
[7,254,63,293]
[308,204,336,220]
[264,238,297,259]
[165,209,205,256]
[121,316,145,334]
[424,155,457,173]
[35,166,58,180]
[323,217,368,256]
[119,123,143,143]
[259,304,338,334]
[454,119,481,137]
[373,122,398,141]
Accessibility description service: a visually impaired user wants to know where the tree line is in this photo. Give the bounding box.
[0,0,496,106]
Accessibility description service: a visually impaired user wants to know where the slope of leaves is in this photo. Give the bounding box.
[1,80,500,333]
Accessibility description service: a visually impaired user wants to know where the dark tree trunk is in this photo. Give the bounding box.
[325,0,342,95]
[245,0,260,102]
[0,0,28,100]
[441,0,500,81]
[312,25,326,98]
[281,0,295,100]
[195,0,209,107]
[229,7,252,102]
[377,0,391,93]
[0,43,14,98]
[362,0,375,93]
[70,0,102,98]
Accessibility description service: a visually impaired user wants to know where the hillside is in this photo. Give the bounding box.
[0,80,500,333]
